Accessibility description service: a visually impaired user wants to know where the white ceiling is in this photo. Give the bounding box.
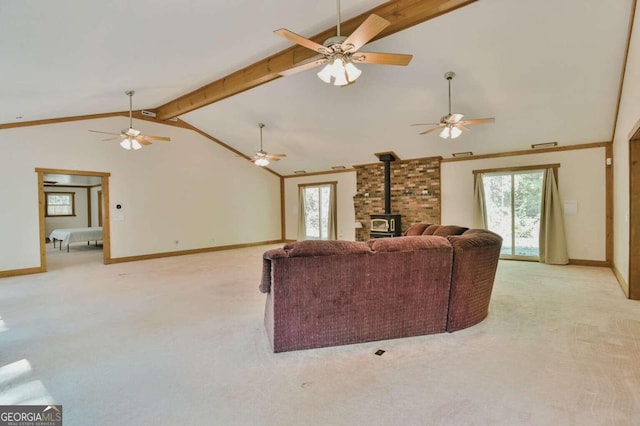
[0,0,634,175]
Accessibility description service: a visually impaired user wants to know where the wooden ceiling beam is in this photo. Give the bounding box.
[155,0,478,120]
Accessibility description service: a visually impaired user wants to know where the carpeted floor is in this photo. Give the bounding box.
[0,243,639,425]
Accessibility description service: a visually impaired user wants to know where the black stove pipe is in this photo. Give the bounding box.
[377,153,396,214]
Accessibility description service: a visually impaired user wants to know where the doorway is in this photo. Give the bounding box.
[36,168,111,270]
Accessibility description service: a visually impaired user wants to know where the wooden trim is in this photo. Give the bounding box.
[37,172,47,272]
[441,142,610,163]
[613,0,637,142]
[283,168,356,179]
[106,240,285,264]
[297,180,339,188]
[44,184,94,189]
[101,176,111,264]
[353,156,442,168]
[0,266,46,279]
[178,119,281,178]
[35,168,111,178]
[606,143,613,265]
[280,177,286,241]
[473,163,560,175]
[630,116,640,141]
[374,151,400,161]
[154,0,478,120]
[612,263,630,298]
[0,110,195,131]
[629,137,640,299]
[568,259,610,267]
[0,111,127,130]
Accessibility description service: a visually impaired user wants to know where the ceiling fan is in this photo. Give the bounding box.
[412,71,495,139]
[252,123,286,167]
[89,90,171,150]
[274,0,413,86]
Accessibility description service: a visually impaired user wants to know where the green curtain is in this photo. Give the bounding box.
[297,186,306,241]
[539,168,568,264]
[473,173,488,229]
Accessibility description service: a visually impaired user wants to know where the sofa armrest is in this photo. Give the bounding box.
[259,248,287,293]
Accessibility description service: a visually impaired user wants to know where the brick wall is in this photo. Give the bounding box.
[353,157,441,241]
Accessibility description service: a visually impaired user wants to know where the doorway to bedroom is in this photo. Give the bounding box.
[36,168,111,271]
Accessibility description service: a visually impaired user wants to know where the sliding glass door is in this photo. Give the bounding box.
[482,171,544,259]
[298,183,337,241]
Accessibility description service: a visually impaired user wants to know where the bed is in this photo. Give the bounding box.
[49,227,103,252]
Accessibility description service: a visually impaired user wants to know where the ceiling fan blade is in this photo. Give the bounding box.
[448,113,464,123]
[419,127,442,136]
[352,51,413,66]
[137,139,153,146]
[140,135,171,141]
[279,56,328,76]
[342,14,390,53]
[101,136,123,141]
[462,117,495,125]
[274,29,327,53]
[89,130,121,136]
[268,154,287,158]
[411,123,441,126]
[456,123,470,132]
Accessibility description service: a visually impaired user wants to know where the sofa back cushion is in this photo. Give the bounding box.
[432,225,468,236]
[404,223,432,236]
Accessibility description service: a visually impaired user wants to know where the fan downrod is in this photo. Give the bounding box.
[444,71,455,81]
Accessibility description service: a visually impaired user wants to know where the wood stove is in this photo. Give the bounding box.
[370,152,402,238]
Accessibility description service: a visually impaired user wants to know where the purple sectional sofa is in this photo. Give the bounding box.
[259,226,502,352]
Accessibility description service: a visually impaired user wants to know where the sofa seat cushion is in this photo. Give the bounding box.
[284,240,372,257]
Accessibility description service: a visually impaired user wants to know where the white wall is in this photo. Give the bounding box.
[613,4,640,287]
[0,117,281,271]
[441,147,607,261]
[90,186,102,227]
[284,171,357,241]
[44,186,89,237]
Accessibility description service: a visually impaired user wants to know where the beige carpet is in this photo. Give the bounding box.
[0,243,639,425]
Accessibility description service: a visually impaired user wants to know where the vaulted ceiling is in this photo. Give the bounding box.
[0,0,634,175]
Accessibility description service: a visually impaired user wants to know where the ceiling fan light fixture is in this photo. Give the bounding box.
[120,138,132,150]
[439,127,450,139]
[254,157,270,167]
[131,139,142,150]
[317,55,361,86]
[450,126,462,139]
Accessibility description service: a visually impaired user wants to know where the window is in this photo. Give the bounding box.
[45,192,75,217]
[298,182,337,240]
[482,170,543,259]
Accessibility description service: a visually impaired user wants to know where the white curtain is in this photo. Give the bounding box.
[473,173,488,229]
[539,168,569,264]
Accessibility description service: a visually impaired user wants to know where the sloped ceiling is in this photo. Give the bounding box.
[0,0,634,175]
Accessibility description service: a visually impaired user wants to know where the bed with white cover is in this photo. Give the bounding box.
[49,227,103,252]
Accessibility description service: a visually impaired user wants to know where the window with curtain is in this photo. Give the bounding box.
[298,182,337,240]
[482,170,544,259]
[474,164,567,264]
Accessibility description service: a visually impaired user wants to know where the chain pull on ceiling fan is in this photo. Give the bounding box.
[274,0,413,86]
[412,71,495,139]
[89,90,171,150]
[252,123,286,167]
